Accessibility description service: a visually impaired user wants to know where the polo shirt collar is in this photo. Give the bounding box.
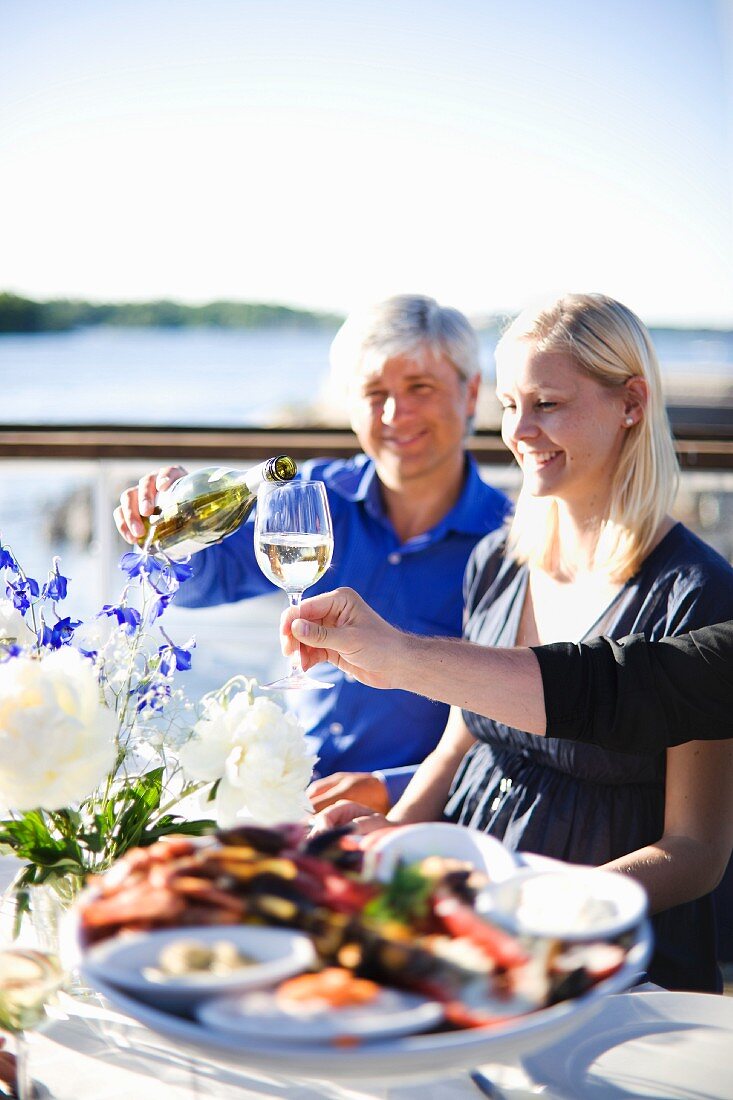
[332,453,494,538]
[437,454,500,537]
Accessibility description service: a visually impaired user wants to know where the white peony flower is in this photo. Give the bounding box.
[0,647,118,811]
[0,598,35,646]
[179,692,317,828]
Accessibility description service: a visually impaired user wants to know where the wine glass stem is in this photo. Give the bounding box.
[15,1030,31,1100]
[288,591,304,677]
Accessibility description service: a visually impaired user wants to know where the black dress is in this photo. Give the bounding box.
[444,524,733,992]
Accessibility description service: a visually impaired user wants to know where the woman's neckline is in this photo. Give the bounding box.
[512,520,682,646]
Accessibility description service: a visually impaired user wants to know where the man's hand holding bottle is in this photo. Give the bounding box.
[114,466,188,543]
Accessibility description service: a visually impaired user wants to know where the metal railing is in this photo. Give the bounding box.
[2,419,733,468]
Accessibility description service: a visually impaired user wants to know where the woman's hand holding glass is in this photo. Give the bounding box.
[255,480,334,691]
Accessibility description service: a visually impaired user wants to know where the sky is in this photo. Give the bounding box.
[1,0,732,325]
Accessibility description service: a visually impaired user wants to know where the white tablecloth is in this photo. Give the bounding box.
[26,996,492,1099]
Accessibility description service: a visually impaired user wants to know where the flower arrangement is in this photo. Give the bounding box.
[0,538,316,918]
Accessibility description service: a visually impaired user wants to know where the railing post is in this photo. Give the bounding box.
[93,459,115,604]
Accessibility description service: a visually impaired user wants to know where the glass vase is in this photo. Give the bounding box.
[1,877,88,999]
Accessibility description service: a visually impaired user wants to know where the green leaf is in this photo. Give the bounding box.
[141,817,215,843]
[363,861,434,926]
[106,768,166,857]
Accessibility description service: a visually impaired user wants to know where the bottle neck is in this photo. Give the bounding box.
[238,460,270,493]
[239,455,298,491]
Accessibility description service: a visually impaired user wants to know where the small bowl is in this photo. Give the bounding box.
[364,822,518,884]
[81,925,317,1013]
[476,867,648,942]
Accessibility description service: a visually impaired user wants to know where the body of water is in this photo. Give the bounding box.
[0,326,340,426]
[1,325,732,426]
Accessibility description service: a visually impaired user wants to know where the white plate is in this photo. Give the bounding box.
[83,922,652,1082]
[197,985,444,1043]
[365,823,518,884]
[523,991,733,1098]
[477,866,648,942]
[82,925,316,1013]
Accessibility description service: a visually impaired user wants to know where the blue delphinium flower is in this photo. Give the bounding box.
[150,592,174,621]
[119,551,147,579]
[42,558,69,602]
[7,576,40,614]
[38,616,81,649]
[51,616,82,647]
[100,604,142,636]
[0,542,18,573]
[120,550,193,595]
[136,679,172,713]
[158,642,194,675]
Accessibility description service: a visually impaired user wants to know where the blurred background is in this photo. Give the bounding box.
[1,0,732,693]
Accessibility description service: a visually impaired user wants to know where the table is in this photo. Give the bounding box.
[16,986,733,1099]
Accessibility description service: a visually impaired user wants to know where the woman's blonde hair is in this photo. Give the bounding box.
[498,293,679,582]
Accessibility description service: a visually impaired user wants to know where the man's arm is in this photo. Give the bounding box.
[281,586,546,727]
[282,588,733,752]
[534,624,733,752]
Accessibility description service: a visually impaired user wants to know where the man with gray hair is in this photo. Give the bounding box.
[114,295,510,809]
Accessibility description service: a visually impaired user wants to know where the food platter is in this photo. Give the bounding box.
[83,923,652,1081]
[74,825,655,1081]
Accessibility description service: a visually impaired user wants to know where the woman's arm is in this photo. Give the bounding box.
[310,707,476,834]
[387,707,476,824]
[602,738,733,912]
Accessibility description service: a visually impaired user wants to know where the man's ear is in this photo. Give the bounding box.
[466,373,481,418]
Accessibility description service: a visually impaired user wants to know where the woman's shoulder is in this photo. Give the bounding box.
[466,526,511,578]
[646,523,733,587]
[639,523,733,634]
[463,527,520,608]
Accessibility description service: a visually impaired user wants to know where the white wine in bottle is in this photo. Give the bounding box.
[140,455,298,559]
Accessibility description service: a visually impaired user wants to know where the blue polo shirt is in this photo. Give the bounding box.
[176,454,510,800]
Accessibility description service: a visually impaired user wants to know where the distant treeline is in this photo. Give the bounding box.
[0,292,344,333]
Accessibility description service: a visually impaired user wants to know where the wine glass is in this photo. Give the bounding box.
[0,946,64,1098]
[255,479,334,691]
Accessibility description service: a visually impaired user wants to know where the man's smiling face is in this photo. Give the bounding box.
[349,349,479,492]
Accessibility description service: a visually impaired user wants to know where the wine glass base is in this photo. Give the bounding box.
[261,674,335,692]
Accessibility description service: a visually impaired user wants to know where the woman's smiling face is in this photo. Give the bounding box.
[496,341,631,510]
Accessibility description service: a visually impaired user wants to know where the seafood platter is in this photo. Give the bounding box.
[74,822,652,1080]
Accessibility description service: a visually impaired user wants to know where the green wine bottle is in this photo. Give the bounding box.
[140,455,297,559]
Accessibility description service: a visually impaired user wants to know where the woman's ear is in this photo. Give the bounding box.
[622,377,648,427]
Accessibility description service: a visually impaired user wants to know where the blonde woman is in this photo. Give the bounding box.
[313,294,733,993]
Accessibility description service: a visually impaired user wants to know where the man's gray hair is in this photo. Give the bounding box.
[330,294,480,384]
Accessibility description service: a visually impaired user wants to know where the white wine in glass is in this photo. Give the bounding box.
[255,480,334,691]
[0,947,64,1099]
